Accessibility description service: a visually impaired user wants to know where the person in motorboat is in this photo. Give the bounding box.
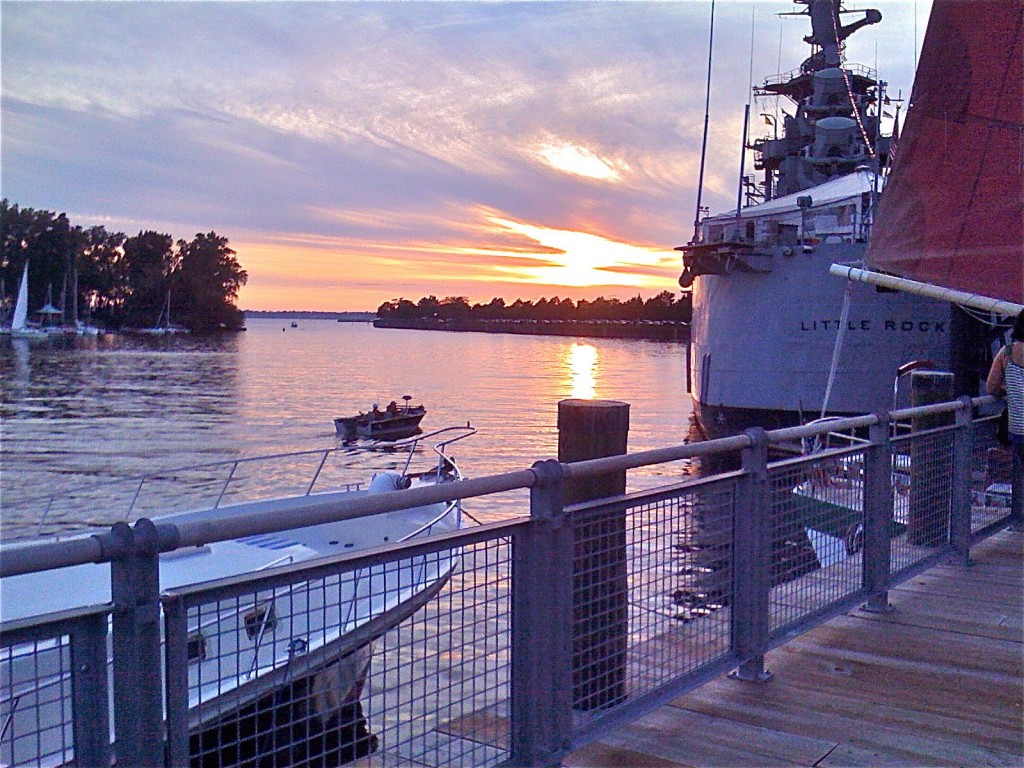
[386,401,399,416]
[986,310,1024,524]
[370,402,382,420]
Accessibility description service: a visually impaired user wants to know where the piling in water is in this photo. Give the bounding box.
[558,398,629,710]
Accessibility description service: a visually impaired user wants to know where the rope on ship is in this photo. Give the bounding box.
[830,3,876,159]
[820,278,854,420]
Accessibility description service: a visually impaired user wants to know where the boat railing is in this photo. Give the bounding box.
[13,427,475,539]
[798,415,871,455]
[392,424,478,537]
[385,423,476,483]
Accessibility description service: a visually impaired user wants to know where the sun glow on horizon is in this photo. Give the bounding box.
[489,216,675,289]
[233,207,679,310]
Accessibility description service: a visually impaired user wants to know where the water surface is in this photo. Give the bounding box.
[1,320,696,537]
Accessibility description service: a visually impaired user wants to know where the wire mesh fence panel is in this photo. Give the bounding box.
[971,413,1013,532]
[0,635,74,768]
[625,481,735,690]
[568,478,737,730]
[172,534,512,768]
[891,429,955,574]
[360,537,512,768]
[1,610,109,768]
[767,452,866,634]
[568,495,630,716]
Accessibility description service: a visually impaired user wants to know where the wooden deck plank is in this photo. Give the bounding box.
[564,741,683,768]
[564,707,832,767]
[852,592,1023,643]
[565,528,1023,767]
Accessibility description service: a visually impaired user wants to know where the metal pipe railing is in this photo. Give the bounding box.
[0,397,1000,578]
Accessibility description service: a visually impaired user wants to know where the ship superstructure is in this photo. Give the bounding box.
[679,0,951,438]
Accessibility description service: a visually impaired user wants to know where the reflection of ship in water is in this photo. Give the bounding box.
[678,0,953,441]
[669,477,825,619]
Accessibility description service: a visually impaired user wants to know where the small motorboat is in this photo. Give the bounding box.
[335,395,426,442]
[0,425,474,768]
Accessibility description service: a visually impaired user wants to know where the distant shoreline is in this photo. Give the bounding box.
[245,310,375,322]
[373,317,689,341]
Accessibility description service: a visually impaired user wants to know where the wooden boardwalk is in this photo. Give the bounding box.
[565,528,1024,768]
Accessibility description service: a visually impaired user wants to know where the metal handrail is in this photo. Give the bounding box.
[0,398,998,578]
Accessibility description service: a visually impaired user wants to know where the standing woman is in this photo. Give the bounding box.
[986,310,1024,524]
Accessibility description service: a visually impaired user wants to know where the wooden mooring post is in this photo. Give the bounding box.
[907,370,955,546]
[558,399,629,710]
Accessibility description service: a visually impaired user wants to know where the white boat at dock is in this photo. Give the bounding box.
[2,263,107,338]
[0,425,475,768]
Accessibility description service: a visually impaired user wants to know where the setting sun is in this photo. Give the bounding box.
[489,216,676,289]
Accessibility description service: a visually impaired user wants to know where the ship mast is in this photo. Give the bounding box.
[691,0,716,245]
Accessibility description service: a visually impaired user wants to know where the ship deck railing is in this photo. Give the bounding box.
[760,62,877,91]
[0,396,1018,767]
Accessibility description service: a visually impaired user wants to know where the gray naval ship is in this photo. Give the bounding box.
[679,0,952,440]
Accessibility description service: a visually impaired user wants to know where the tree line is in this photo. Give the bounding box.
[377,292,691,322]
[1,200,247,332]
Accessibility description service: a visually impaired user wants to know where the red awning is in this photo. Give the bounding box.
[866,0,1023,306]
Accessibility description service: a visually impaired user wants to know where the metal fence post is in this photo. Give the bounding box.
[109,519,166,767]
[509,459,574,766]
[70,612,112,767]
[862,413,896,613]
[163,593,191,767]
[730,428,772,682]
[950,396,975,565]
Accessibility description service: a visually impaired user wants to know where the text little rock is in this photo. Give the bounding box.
[800,319,947,332]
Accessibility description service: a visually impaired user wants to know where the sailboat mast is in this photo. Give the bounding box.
[71,253,79,327]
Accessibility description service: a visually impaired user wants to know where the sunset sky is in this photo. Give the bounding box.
[1,1,929,311]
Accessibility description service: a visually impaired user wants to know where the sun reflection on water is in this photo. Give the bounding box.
[567,342,598,399]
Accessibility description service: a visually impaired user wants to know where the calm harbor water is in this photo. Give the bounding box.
[0,319,696,539]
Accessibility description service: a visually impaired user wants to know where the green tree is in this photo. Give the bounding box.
[122,231,175,328]
[472,297,506,320]
[416,295,442,318]
[77,226,128,324]
[377,298,418,318]
[175,232,247,331]
[438,296,470,320]
[0,202,71,320]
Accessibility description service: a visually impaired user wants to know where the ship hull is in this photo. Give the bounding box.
[689,240,952,439]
